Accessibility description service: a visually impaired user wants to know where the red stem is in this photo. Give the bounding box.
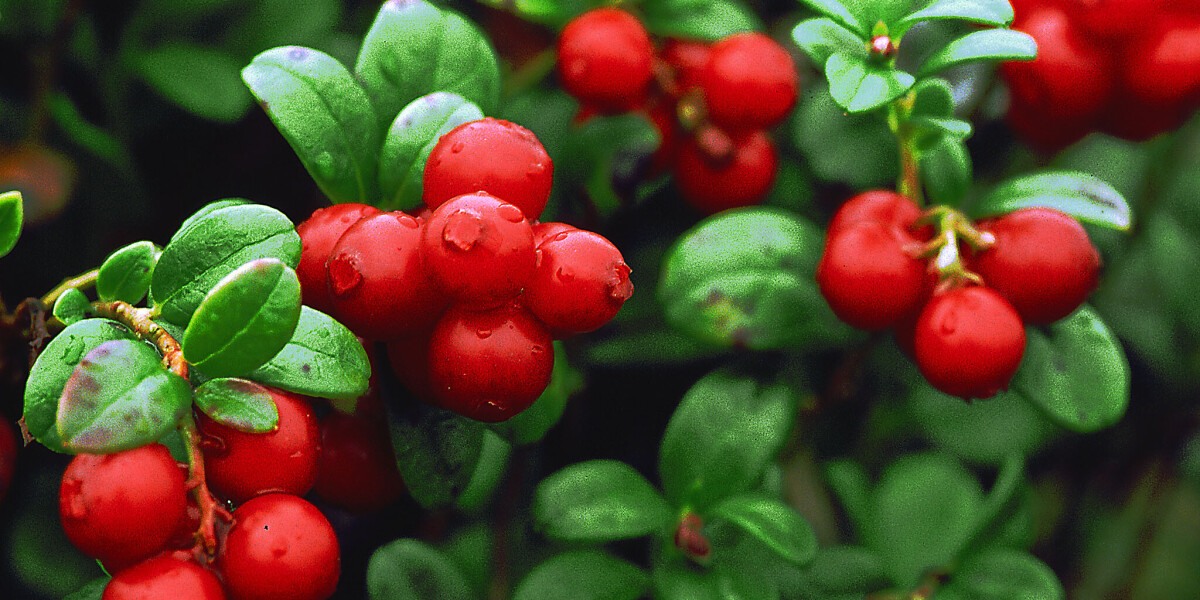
[180,414,229,556]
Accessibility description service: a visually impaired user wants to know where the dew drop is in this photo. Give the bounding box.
[549,231,571,244]
[476,328,493,339]
[450,141,466,154]
[496,203,525,223]
[394,213,419,229]
[938,312,958,336]
[328,256,363,296]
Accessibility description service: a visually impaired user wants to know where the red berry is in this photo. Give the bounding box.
[428,304,554,422]
[386,327,438,402]
[700,33,798,133]
[326,211,445,341]
[422,118,554,219]
[557,8,655,113]
[102,554,225,600]
[524,229,633,334]
[219,494,339,600]
[313,409,405,514]
[199,388,321,504]
[674,131,777,214]
[59,444,188,571]
[421,192,537,309]
[294,203,381,314]
[532,221,579,247]
[972,207,1101,325]
[827,189,927,238]
[817,221,933,331]
[914,286,1026,399]
[661,38,712,96]
[641,100,680,176]
[0,419,16,506]
[1111,18,1200,138]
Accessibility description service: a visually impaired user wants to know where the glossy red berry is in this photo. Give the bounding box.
[524,229,633,334]
[674,131,777,214]
[422,118,554,219]
[557,8,655,113]
[219,493,339,600]
[428,304,554,422]
[0,419,16,506]
[326,211,444,341]
[817,221,933,331]
[661,38,712,96]
[827,189,928,238]
[59,444,188,571]
[532,221,579,247]
[313,409,405,514]
[914,286,1027,399]
[199,388,321,504]
[1112,18,1200,139]
[387,327,438,402]
[102,554,225,600]
[294,203,381,314]
[700,32,798,134]
[421,192,537,309]
[972,207,1101,325]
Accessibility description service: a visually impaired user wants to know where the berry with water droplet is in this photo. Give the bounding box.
[556,8,654,114]
[524,230,633,334]
[913,286,1026,399]
[102,553,225,600]
[219,493,339,600]
[423,118,554,219]
[295,203,381,314]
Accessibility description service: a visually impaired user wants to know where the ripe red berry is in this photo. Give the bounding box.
[674,131,777,214]
[557,8,655,113]
[219,493,339,600]
[422,118,554,219]
[313,409,405,514]
[420,192,537,310]
[199,388,321,504]
[817,221,933,331]
[428,304,554,422]
[972,207,1101,325]
[59,444,188,571]
[524,229,633,334]
[326,211,445,341]
[386,327,438,402]
[1111,18,1200,139]
[0,419,16,506]
[532,221,579,247]
[827,189,932,242]
[102,553,225,600]
[294,203,381,314]
[662,39,712,96]
[914,286,1026,399]
[700,32,798,133]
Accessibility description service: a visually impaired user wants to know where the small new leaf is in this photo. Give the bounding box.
[708,495,818,565]
[826,53,915,113]
[918,28,1036,78]
[796,0,867,37]
[378,92,484,211]
[246,306,370,400]
[193,378,280,433]
[534,460,673,543]
[96,240,158,304]
[792,18,868,68]
[514,551,649,600]
[52,288,91,326]
[973,170,1131,229]
[896,0,1014,35]
[0,190,23,258]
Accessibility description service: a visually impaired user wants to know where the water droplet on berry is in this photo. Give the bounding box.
[938,313,958,336]
[394,213,419,229]
[531,345,545,354]
[608,263,634,301]
[62,479,88,519]
[450,141,466,154]
[476,328,493,339]
[549,231,571,244]
[271,539,288,558]
[496,203,525,223]
[328,256,363,296]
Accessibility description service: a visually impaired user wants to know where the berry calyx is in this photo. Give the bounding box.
[700,32,798,134]
[294,203,381,314]
[524,229,633,334]
[817,221,933,331]
[218,493,339,600]
[102,553,225,600]
[913,286,1026,399]
[674,131,777,214]
[557,8,655,114]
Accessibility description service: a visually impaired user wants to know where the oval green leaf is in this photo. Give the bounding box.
[641,0,761,42]
[918,28,1037,78]
[796,0,867,36]
[132,42,253,123]
[920,137,973,207]
[534,459,673,543]
[792,84,898,187]
[96,240,158,304]
[386,399,485,509]
[243,46,381,205]
[245,306,370,400]
[937,549,1064,600]
[910,381,1057,465]
[56,339,192,453]
[896,0,1014,34]
[972,170,1132,230]
[169,198,250,244]
[708,495,818,565]
[455,429,512,512]
[0,190,22,258]
[514,551,649,600]
[24,319,137,452]
[826,53,915,113]
[52,288,91,326]
[193,378,279,433]
[151,203,300,326]
[182,258,301,378]
[367,539,473,600]
[803,545,890,596]
[792,18,867,68]
[378,92,483,211]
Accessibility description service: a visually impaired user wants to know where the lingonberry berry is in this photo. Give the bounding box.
[817,221,933,331]
[674,131,777,214]
[420,192,537,310]
[102,553,225,600]
[914,286,1027,399]
[59,444,188,572]
[326,211,445,341]
[1111,18,1200,139]
[386,326,438,402]
[661,38,712,97]
[219,493,339,600]
[428,304,554,422]
[700,32,798,134]
[557,8,655,114]
[422,118,554,219]
[313,408,405,514]
[523,229,633,334]
[198,388,321,504]
[295,203,381,314]
[972,207,1101,325]
[0,419,15,506]
[827,189,929,238]
[532,221,579,247]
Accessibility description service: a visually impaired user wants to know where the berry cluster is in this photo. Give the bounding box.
[817,191,1101,399]
[556,8,798,214]
[1002,0,1200,151]
[296,117,633,422]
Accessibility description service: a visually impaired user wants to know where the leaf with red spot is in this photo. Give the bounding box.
[193,378,279,433]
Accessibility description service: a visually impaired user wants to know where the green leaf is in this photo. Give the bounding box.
[151,203,300,326]
[355,0,499,128]
[514,551,649,600]
[641,0,761,41]
[245,306,370,400]
[823,459,872,534]
[896,0,1014,34]
[0,190,22,257]
[920,137,972,207]
[192,378,280,433]
[23,319,137,452]
[972,170,1132,230]
[918,28,1036,78]
[52,288,91,326]
[56,340,191,453]
[802,545,890,596]
[169,198,250,244]
[534,459,673,542]
[367,539,473,600]
[378,92,483,211]
[489,342,580,445]
[243,46,381,205]
[910,382,1057,464]
[455,429,511,512]
[182,258,301,378]
[386,399,485,509]
[791,84,898,187]
[909,77,955,119]
[937,549,1064,600]
[47,93,136,175]
[826,53,915,113]
[63,578,109,600]
[1010,306,1130,433]
[796,0,867,37]
[653,561,722,600]
[474,0,585,28]
[568,114,660,216]
[132,42,253,123]
[659,369,796,511]
[791,18,867,68]
[708,495,817,565]
[96,240,158,304]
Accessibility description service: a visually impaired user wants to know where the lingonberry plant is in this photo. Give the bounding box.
[2,0,1200,599]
